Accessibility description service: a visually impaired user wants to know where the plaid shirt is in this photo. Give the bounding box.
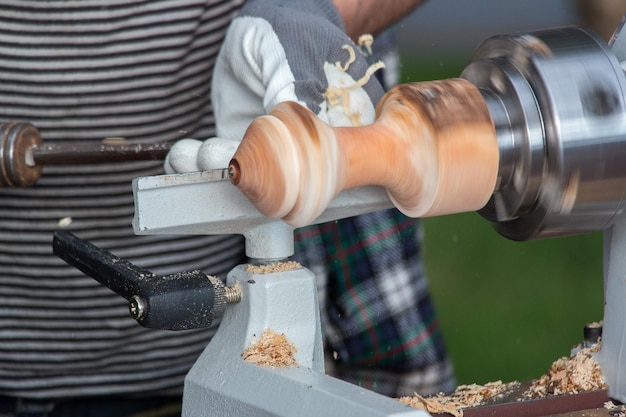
[294,209,455,396]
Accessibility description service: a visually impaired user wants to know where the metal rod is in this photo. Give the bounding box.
[29,141,171,165]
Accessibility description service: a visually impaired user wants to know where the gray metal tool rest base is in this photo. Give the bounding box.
[587,15,626,403]
[134,172,427,416]
[599,209,626,403]
[183,265,427,417]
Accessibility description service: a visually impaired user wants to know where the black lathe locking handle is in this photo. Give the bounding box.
[52,231,240,330]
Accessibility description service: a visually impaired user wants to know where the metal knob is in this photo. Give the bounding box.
[0,123,43,187]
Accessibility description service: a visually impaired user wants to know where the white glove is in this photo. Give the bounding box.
[164,0,386,174]
[164,137,240,173]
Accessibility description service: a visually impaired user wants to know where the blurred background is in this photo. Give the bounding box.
[392,0,626,386]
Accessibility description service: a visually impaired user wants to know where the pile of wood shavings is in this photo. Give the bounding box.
[398,347,607,416]
[246,261,302,274]
[397,381,519,417]
[523,346,606,398]
[241,329,298,368]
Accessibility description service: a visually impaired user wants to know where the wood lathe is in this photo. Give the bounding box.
[52,18,626,417]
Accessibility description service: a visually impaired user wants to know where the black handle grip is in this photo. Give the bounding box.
[53,230,154,299]
[52,230,228,330]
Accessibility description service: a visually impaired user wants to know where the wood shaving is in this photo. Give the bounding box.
[397,393,463,417]
[245,260,301,274]
[397,381,519,417]
[335,45,356,72]
[523,346,606,398]
[325,36,385,126]
[357,34,374,56]
[346,61,386,91]
[57,216,73,228]
[242,328,298,368]
[102,136,128,144]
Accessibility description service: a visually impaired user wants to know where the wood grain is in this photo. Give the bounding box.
[230,78,499,227]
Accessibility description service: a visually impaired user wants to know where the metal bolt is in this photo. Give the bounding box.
[129,295,146,320]
[583,322,603,348]
[224,281,242,304]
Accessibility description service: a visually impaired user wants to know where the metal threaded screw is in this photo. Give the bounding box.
[129,295,146,320]
[224,282,242,304]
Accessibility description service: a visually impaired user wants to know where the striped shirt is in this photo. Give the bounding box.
[0,0,245,399]
[0,0,454,401]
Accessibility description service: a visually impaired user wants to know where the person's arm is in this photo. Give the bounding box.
[332,0,425,40]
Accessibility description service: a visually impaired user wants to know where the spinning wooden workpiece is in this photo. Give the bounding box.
[229,78,499,227]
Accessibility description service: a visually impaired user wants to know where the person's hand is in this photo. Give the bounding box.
[164,0,386,173]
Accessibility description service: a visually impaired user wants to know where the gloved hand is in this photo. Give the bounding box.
[164,0,385,173]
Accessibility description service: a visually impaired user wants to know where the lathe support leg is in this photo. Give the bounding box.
[599,211,626,402]
[183,265,426,417]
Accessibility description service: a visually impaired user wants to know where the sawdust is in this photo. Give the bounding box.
[523,346,606,398]
[397,381,519,417]
[398,346,606,416]
[605,401,626,417]
[245,260,302,274]
[241,328,298,368]
[587,321,603,330]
